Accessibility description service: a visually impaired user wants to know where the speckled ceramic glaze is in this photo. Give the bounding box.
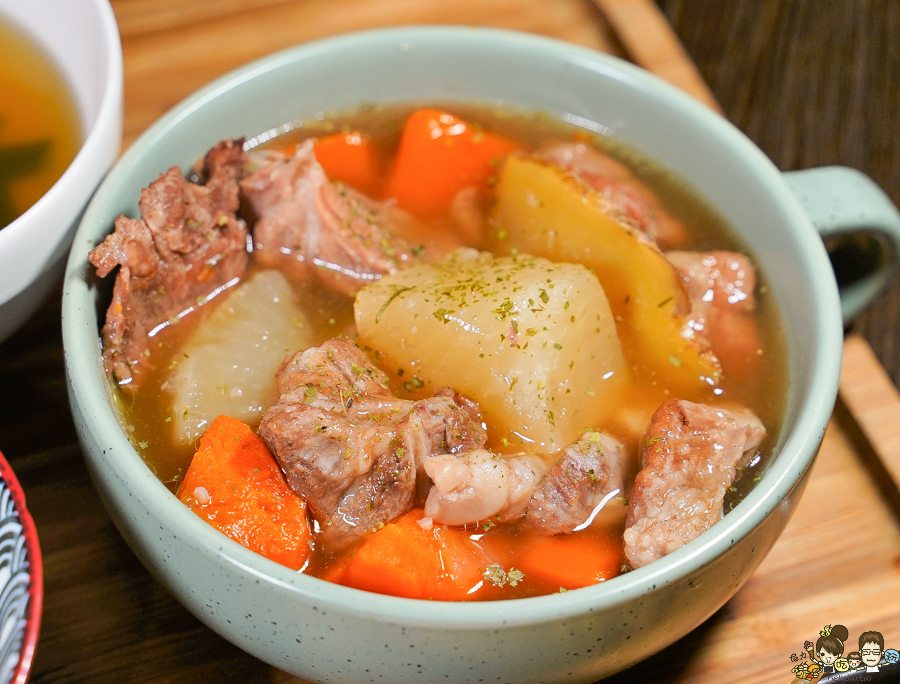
[62,27,899,684]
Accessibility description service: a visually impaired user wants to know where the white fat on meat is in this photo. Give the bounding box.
[423,449,549,526]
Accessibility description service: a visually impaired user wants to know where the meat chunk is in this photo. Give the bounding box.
[241,140,417,297]
[423,450,548,526]
[665,250,756,317]
[524,431,628,534]
[258,338,486,545]
[666,250,762,373]
[89,139,248,388]
[536,141,686,248]
[623,399,766,569]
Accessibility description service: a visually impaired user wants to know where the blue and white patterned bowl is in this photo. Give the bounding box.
[0,450,41,684]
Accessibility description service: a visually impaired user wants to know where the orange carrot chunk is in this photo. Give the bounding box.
[314,131,383,197]
[177,415,311,571]
[387,108,522,217]
[340,510,486,600]
[517,533,623,591]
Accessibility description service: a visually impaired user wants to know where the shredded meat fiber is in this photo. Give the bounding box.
[241,140,417,297]
[88,139,248,389]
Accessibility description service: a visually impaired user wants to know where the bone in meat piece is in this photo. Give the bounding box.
[259,338,486,546]
[624,399,765,569]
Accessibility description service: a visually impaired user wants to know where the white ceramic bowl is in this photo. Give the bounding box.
[0,0,122,343]
[64,27,850,684]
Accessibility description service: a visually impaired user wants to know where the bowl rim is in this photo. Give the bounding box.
[63,25,842,627]
[0,0,123,296]
[0,448,43,684]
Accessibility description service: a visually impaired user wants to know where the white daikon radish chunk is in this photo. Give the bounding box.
[355,250,625,451]
[167,269,313,443]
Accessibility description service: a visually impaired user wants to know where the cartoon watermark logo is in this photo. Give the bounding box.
[789,625,898,681]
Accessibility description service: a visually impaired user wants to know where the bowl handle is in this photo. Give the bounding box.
[783,166,900,325]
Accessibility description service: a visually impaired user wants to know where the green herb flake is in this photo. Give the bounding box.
[433,307,453,323]
[375,285,415,323]
[403,377,424,392]
[483,563,524,588]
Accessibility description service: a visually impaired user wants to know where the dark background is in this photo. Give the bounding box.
[662,0,900,386]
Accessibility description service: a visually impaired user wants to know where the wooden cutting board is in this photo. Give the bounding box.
[19,1,899,682]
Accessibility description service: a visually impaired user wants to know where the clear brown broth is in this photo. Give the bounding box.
[0,17,81,229]
[118,103,787,598]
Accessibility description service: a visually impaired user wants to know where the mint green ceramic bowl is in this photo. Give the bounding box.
[62,27,899,683]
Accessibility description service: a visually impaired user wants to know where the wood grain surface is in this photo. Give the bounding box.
[1,1,899,683]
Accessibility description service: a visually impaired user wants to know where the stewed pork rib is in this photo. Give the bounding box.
[420,431,628,531]
[241,139,418,297]
[666,250,762,370]
[624,398,766,569]
[258,338,487,546]
[89,139,248,389]
[524,431,628,535]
